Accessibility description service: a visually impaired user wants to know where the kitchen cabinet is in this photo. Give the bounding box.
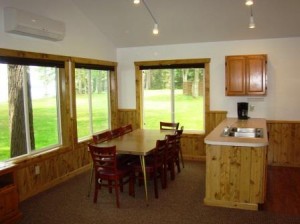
[0,164,22,224]
[204,118,268,210]
[225,55,267,96]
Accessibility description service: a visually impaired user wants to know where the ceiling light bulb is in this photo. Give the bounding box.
[153,23,159,35]
[133,0,140,4]
[249,16,255,28]
[245,0,253,6]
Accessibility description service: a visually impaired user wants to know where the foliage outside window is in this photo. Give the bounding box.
[75,65,111,140]
[0,60,62,162]
[142,66,205,131]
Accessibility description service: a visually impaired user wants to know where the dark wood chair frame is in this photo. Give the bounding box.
[160,121,179,131]
[88,144,133,208]
[130,139,167,198]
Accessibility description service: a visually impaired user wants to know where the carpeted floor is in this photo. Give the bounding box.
[19,161,300,224]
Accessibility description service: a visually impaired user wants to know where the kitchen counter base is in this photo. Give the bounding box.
[204,198,259,211]
[204,144,267,211]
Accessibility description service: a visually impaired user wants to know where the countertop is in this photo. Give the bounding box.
[204,117,269,147]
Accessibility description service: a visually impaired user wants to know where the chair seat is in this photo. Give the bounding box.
[97,166,131,178]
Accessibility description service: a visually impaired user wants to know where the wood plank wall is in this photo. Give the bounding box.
[267,120,300,167]
[118,109,139,130]
[15,143,91,201]
[14,110,300,202]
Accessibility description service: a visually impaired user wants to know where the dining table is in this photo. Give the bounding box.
[97,129,174,205]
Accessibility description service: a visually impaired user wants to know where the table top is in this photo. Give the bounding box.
[204,118,269,147]
[98,129,174,156]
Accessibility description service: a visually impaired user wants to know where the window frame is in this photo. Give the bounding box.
[0,48,70,161]
[135,58,211,134]
[70,57,118,144]
[0,48,118,163]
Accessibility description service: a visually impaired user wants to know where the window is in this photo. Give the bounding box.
[0,58,64,161]
[75,63,112,140]
[135,59,210,132]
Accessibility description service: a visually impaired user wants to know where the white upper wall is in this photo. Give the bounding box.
[0,0,116,60]
[1,0,299,121]
[117,37,300,121]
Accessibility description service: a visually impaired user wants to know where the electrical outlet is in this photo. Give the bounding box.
[35,165,40,175]
[250,104,255,111]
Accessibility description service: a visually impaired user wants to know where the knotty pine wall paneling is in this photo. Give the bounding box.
[267,120,300,167]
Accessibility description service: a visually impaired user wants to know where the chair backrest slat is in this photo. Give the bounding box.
[121,124,133,134]
[88,144,117,172]
[110,127,124,138]
[92,131,112,144]
[160,121,179,131]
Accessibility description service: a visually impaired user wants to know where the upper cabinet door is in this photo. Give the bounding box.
[246,55,267,95]
[225,56,247,96]
[225,55,267,96]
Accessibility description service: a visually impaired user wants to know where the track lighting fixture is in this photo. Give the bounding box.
[249,6,255,28]
[133,0,159,35]
[153,23,159,35]
[245,0,253,6]
[245,0,255,29]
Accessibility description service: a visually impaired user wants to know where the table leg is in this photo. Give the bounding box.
[139,155,149,205]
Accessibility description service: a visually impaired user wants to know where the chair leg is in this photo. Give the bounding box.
[169,161,175,180]
[164,163,168,188]
[115,181,120,208]
[120,178,124,192]
[153,170,159,199]
[87,165,94,197]
[129,171,136,197]
[176,155,181,173]
[93,177,99,203]
[159,168,165,189]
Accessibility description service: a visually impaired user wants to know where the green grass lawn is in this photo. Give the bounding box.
[143,89,204,130]
[0,90,204,160]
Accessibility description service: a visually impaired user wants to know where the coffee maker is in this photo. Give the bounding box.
[237,102,249,120]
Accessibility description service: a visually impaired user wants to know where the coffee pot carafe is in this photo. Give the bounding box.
[237,102,249,120]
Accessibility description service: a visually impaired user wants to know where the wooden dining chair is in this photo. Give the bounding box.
[92,131,112,144]
[160,121,179,131]
[175,126,184,169]
[110,127,124,138]
[121,124,133,134]
[88,144,133,208]
[130,139,167,198]
[87,131,113,197]
[164,134,178,187]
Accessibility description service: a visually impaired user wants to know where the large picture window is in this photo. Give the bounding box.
[142,66,205,131]
[0,58,63,161]
[75,63,111,140]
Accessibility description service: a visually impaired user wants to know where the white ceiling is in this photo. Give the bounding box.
[72,0,300,48]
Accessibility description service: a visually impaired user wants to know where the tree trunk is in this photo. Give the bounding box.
[8,65,35,158]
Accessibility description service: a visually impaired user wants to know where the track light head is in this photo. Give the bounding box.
[153,23,159,35]
[245,0,253,6]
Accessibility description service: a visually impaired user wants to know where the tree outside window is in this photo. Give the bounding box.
[75,67,110,140]
[0,62,62,161]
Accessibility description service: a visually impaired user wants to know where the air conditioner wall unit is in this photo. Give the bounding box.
[4,7,65,41]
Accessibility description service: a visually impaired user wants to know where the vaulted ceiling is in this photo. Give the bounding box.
[72,0,300,48]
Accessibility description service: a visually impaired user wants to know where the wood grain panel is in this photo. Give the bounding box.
[267,121,300,167]
[15,144,91,201]
[205,144,267,210]
[181,134,205,161]
[118,109,138,130]
[205,111,227,134]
